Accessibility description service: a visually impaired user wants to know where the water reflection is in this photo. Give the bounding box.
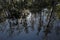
[0,8,60,40]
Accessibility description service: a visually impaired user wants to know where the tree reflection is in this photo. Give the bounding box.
[0,13,60,40]
[37,12,43,35]
[0,9,60,40]
[30,14,35,31]
[0,0,60,40]
[23,18,28,33]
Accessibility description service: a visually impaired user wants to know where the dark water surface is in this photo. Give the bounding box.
[0,9,60,40]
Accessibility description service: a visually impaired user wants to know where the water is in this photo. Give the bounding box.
[0,9,60,40]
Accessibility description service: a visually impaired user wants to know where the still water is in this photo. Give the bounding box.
[0,9,60,40]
